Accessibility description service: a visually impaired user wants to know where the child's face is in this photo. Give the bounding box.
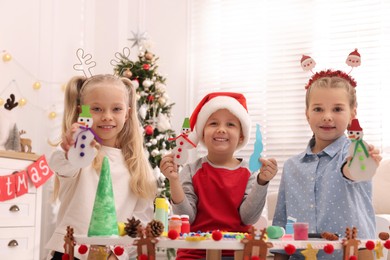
[306,87,356,151]
[82,83,129,147]
[203,109,244,156]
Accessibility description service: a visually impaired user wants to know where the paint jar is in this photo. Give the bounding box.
[168,215,182,234]
[180,214,190,234]
[293,222,309,240]
[266,226,285,239]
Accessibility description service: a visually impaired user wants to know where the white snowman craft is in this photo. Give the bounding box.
[67,105,101,168]
[168,117,196,165]
[346,118,377,181]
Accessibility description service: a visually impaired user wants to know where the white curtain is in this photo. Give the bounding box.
[189,0,390,192]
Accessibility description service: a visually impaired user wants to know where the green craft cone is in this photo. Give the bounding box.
[87,156,119,236]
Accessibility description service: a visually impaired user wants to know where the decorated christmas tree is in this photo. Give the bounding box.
[112,39,176,199]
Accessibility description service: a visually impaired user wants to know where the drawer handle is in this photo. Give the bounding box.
[8,240,19,247]
[9,205,20,212]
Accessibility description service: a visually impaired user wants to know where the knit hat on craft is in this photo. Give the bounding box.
[189,92,251,151]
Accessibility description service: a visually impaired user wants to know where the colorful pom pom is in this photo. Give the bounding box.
[365,240,375,250]
[78,244,88,254]
[323,244,334,254]
[349,256,357,260]
[114,246,124,256]
[212,230,223,241]
[251,256,260,260]
[384,240,390,249]
[168,229,179,240]
[284,244,296,255]
[61,253,69,260]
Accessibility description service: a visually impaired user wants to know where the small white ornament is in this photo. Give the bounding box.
[157,113,171,132]
[139,104,148,119]
[131,80,139,88]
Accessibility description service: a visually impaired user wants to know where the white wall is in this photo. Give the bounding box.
[0,0,188,258]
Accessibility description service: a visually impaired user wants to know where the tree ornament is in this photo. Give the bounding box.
[147,95,154,102]
[145,52,154,60]
[18,98,27,106]
[113,246,124,256]
[139,104,148,119]
[33,81,41,90]
[78,244,88,254]
[158,97,166,105]
[142,64,150,70]
[143,79,153,88]
[145,125,154,135]
[2,52,12,62]
[131,79,139,88]
[123,68,132,78]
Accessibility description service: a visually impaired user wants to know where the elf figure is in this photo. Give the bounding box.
[67,105,100,168]
[347,118,377,181]
[168,117,196,165]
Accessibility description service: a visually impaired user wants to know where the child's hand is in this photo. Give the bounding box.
[257,158,278,185]
[368,144,382,165]
[60,123,80,153]
[160,153,179,181]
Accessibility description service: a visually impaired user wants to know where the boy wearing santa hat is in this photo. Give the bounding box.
[160,92,278,259]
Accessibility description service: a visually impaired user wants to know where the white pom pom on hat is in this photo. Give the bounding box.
[189,92,251,151]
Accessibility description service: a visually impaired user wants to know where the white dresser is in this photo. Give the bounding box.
[0,151,42,260]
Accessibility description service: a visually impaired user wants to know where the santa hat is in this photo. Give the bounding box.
[348,118,363,131]
[189,92,251,151]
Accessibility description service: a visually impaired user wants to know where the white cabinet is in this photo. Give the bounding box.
[0,151,42,260]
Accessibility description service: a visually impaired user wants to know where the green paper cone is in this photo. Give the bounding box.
[88,156,119,236]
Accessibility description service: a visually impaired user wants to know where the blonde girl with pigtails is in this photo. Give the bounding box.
[47,74,157,260]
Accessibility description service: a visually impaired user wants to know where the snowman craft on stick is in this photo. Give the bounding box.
[346,118,377,181]
[168,117,196,165]
[67,105,101,168]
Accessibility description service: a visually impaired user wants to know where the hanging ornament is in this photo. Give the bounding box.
[123,68,132,78]
[48,111,57,119]
[139,104,148,119]
[143,79,153,89]
[18,98,27,107]
[157,113,171,132]
[151,149,159,157]
[2,52,12,62]
[155,82,166,92]
[145,52,154,60]
[145,125,154,135]
[142,64,150,70]
[33,81,41,90]
[131,79,139,89]
[147,95,154,102]
[158,97,166,105]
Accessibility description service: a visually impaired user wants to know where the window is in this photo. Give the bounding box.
[189,0,390,192]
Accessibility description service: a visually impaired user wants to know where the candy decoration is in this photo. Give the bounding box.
[168,229,179,240]
[212,230,223,241]
[114,246,124,256]
[323,244,334,254]
[365,240,375,250]
[284,244,296,255]
[78,244,88,254]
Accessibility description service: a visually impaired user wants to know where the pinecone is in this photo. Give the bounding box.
[125,217,141,238]
[147,219,164,237]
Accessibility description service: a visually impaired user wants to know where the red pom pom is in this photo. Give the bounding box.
[251,256,260,260]
[284,244,296,255]
[212,230,223,241]
[168,229,179,240]
[114,246,124,256]
[350,256,358,260]
[384,240,390,249]
[365,240,375,250]
[323,244,334,254]
[139,254,148,260]
[78,244,88,254]
[62,253,69,260]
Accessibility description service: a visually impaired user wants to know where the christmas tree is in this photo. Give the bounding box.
[112,44,176,199]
